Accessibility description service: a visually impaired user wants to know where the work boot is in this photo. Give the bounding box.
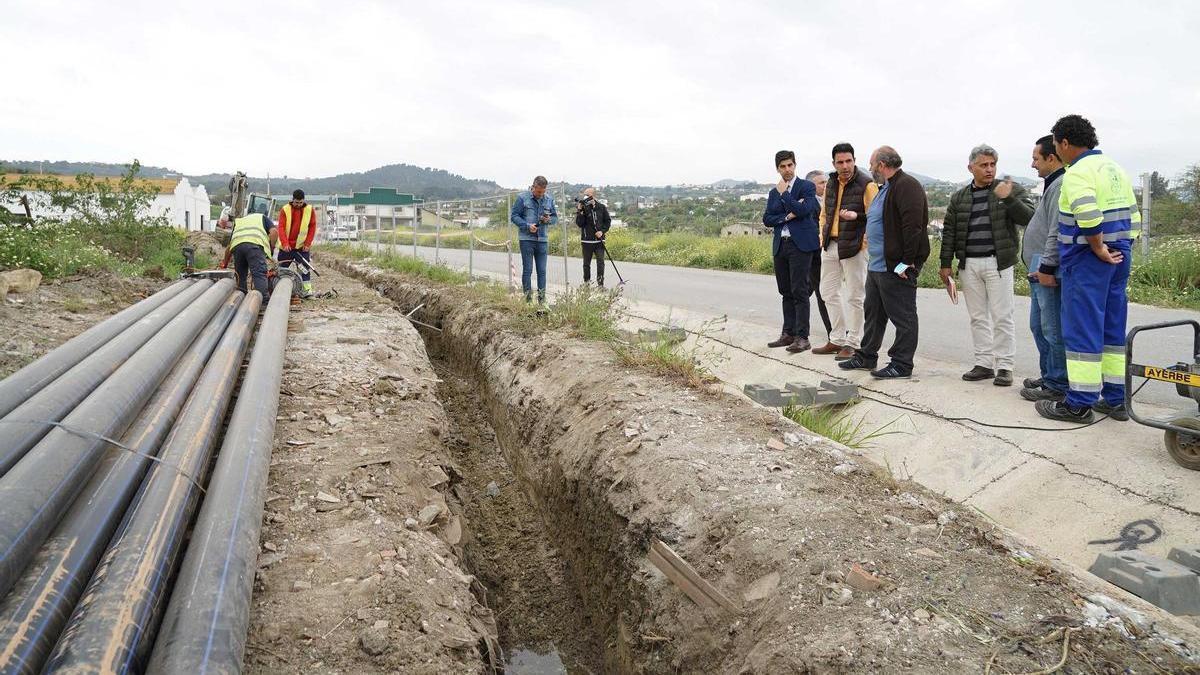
[786,337,812,353]
[812,342,840,355]
[838,353,877,371]
[1020,386,1065,402]
[1035,400,1094,423]
[871,363,912,379]
[1023,377,1043,389]
[767,333,794,348]
[962,366,994,382]
[994,369,1013,387]
[1093,399,1130,422]
[834,346,855,361]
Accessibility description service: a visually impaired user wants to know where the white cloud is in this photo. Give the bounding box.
[2,0,1197,188]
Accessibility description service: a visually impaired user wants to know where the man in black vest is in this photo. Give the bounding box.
[814,143,879,360]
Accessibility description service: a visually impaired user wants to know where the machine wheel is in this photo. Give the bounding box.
[1165,416,1200,471]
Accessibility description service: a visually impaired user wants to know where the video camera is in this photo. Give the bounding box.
[573,196,596,206]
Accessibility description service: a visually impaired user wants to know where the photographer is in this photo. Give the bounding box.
[574,187,611,287]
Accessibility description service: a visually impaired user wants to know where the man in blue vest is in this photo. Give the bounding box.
[763,150,821,353]
[511,176,557,304]
[1036,115,1139,423]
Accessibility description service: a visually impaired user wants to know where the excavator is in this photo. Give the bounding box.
[180,172,312,301]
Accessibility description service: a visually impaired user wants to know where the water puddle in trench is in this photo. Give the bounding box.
[431,358,601,674]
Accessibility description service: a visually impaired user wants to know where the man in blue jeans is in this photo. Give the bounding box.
[1021,136,1069,402]
[511,175,558,303]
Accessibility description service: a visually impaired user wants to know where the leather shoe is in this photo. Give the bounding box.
[962,365,994,381]
[767,333,793,348]
[812,342,839,355]
[786,337,812,353]
[834,346,855,361]
[993,369,1013,387]
[1023,377,1042,389]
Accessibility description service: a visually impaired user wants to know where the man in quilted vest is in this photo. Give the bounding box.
[939,145,1035,387]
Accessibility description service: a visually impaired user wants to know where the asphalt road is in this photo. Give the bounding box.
[362,241,1195,407]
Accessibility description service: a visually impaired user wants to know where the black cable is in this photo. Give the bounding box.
[624,310,1148,433]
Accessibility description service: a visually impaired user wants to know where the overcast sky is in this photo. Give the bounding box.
[3,0,1197,189]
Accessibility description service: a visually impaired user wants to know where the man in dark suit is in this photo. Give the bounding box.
[763,150,822,353]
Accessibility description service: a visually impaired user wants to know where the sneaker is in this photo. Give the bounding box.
[962,366,995,381]
[786,337,812,353]
[1035,400,1094,423]
[767,333,794,348]
[838,354,877,371]
[871,363,912,379]
[834,346,856,361]
[1023,377,1043,389]
[994,369,1013,387]
[1020,386,1065,402]
[1093,399,1130,422]
[812,342,840,355]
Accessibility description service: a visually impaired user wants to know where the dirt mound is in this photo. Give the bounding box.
[184,230,226,262]
[328,253,1200,673]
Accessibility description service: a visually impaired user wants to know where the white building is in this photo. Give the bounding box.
[739,193,768,202]
[2,174,211,231]
[721,222,765,237]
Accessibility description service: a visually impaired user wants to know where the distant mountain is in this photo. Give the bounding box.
[712,178,757,189]
[1,159,504,201]
[1,159,179,178]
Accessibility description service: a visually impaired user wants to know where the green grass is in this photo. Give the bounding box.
[0,221,207,280]
[781,402,903,449]
[926,234,1200,309]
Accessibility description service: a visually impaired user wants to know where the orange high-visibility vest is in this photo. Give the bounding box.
[281,204,313,246]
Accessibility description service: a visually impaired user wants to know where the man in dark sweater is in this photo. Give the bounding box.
[575,187,611,286]
[839,146,929,378]
[939,145,1035,387]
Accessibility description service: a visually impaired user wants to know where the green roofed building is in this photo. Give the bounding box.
[331,187,421,231]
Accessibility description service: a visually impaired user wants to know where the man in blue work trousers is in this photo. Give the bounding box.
[1036,115,1140,423]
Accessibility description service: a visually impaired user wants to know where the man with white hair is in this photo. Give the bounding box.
[938,144,1035,387]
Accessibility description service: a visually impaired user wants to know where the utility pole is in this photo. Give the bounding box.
[1140,173,1152,259]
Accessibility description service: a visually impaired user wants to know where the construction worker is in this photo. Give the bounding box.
[1036,114,1139,423]
[278,189,316,297]
[223,204,279,302]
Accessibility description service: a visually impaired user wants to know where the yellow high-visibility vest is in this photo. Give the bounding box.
[281,204,313,246]
[1057,150,1141,251]
[230,214,271,255]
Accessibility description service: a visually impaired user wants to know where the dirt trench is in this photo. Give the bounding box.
[326,253,1200,674]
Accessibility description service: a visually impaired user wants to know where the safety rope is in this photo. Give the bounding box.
[471,234,512,248]
[0,419,207,492]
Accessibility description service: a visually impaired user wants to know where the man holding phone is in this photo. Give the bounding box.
[511,176,558,303]
[839,146,929,379]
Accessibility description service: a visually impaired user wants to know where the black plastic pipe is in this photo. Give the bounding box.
[0,289,242,675]
[44,289,261,673]
[0,280,193,420]
[0,280,211,475]
[149,278,292,674]
[0,278,232,600]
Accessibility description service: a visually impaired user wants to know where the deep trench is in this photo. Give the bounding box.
[428,350,604,674]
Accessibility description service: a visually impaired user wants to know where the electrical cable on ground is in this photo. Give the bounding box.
[624,310,1149,433]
